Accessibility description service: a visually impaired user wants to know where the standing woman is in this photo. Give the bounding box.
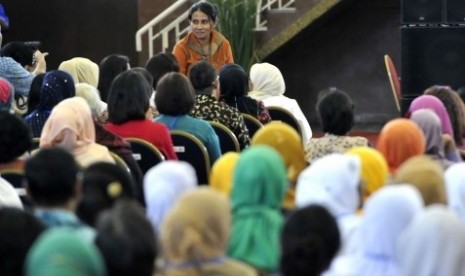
[173,1,234,75]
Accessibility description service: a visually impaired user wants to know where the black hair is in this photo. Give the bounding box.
[24,147,80,207]
[0,41,36,67]
[317,88,355,135]
[218,63,248,105]
[25,73,45,116]
[107,70,150,124]
[281,204,340,276]
[188,1,217,22]
[145,52,179,90]
[96,200,157,276]
[0,207,45,276]
[0,111,32,163]
[131,67,154,92]
[77,162,135,227]
[155,72,195,116]
[97,54,130,103]
[188,60,217,95]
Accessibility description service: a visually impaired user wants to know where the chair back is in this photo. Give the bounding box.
[0,169,31,209]
[125,138,165,175]
[170,130,210,185]
[241,113,263,139]
[30,137,40,153]
[109,151,131,175]
[209,121,240,153]
[267,106,303,138]
[384,54,401,112]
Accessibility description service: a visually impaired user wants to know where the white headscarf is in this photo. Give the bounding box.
[445,163,465,223]
[248,62,286,100]
[296,154,361,256]
[397,205,465,276]
[58,57,99,88]
[296,153,361,216]
[75,83,107,118]
[0,176,23,209]
[143,160,197,231]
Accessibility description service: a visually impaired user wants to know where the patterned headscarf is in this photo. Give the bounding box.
[143,160,197,231]
[376,118,425,174]
[228,146,287,272]
[249,62,286,100]
[38,70,76,111]
[58,57,99,88]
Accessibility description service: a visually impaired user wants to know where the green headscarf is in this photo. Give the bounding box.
[228,145,288,272]
[26,228,106,276]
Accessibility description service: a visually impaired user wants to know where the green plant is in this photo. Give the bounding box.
[210,0,258,70]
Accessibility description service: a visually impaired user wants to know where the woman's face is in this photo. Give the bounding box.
[190,10,214,41]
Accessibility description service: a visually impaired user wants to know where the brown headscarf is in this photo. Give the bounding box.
[394,155,447,206]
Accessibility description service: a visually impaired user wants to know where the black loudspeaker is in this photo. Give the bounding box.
[401,26,465,95]
[402,0,444,24]
[447,0,465,23]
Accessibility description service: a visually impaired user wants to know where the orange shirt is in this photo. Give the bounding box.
[173,30,234,75]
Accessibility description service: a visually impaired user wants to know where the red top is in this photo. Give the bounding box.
[105,119,178,160]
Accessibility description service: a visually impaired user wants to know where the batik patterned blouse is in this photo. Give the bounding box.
[191,94,250,150]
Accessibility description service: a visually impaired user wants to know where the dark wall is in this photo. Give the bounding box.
[266,0,401,132]
[3,0,139,69]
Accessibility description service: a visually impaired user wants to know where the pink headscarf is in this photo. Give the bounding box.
[40,97,95,155]
[408,95,454,138]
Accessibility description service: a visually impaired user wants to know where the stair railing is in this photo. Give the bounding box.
[255,0,296,30]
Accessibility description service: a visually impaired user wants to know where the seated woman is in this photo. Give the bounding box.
[75,83,142,191]
[249,62,312,142]
[24,70,76,137]
[305,88,369,165]
[58,57,99,88]
[104,70,178,160]
[189,61,250,149]
[97,54,130,103]
[39,97,115,168]
[219,63,271,124]
[155,72,221,164]
[162,188,256,275]
[228,146,287,274]
[0,77,13,111]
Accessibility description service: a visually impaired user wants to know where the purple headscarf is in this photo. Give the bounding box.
[408,95,454,138]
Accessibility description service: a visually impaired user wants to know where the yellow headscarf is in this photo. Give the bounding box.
[346,147,389,199]
[209,152,240,196]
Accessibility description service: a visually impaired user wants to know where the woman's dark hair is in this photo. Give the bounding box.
[0,111,32,163]
[0,41,36,67]
[0,207,45,276]
[155,72,195,116]
[145,52,179,90]
[26,73,45,116]
[424,85,465,147]
[107,70,150,124]
[131,67,153,91]
[317,88,355,135]
[97,54,130,103]
[96,200,157,276]
[281,204,340,276]
[188,1,217,22]
[188,60,217,95]
[77,162,135,227]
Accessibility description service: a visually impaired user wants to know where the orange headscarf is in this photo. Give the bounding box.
[376,118,425,175]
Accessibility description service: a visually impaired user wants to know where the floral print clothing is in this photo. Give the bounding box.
[305,133,370,164]
[191,94,250,150]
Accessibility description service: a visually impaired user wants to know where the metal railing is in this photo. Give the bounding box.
[135,0,296,56]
